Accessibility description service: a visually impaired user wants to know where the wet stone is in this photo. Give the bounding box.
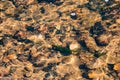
[70,13,77,20]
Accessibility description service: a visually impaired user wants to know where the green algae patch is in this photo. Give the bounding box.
[52,45,72,56]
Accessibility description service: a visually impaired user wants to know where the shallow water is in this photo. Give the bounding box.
[0,0,120,80]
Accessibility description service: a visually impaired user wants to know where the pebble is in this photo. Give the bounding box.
[70,13,76,16]
[70,13,77,19]
[105,0,109,2]
[69,41,80,51]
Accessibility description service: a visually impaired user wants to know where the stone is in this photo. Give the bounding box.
[70,13,77,20]
[105,0,109,2]
[69,41,80,51]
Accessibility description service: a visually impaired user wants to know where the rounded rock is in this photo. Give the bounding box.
[70,12,77,20]
[69,41,80,51]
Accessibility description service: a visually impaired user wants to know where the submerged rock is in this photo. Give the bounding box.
[69,41,81,51]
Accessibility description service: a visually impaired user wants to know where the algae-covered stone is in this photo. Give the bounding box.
[52,45,72,56]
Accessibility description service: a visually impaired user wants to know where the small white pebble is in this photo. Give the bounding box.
[105,0,109,2]
[70,13,76,16]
